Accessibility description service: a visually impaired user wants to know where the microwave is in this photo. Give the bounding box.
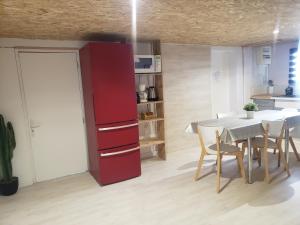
[134,55,161,73]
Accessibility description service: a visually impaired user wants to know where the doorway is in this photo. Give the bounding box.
[17,50,87,182]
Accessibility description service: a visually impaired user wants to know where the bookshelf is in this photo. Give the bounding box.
[135,40,166,160]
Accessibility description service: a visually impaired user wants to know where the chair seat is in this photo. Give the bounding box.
[252,137,278,149]
[207,143,240,154]
[235,139,247,144]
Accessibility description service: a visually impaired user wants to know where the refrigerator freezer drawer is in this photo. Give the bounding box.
[97,144,141,185]
[96,122,139,149]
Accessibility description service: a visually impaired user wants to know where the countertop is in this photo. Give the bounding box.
[251,94,300,101]
[251,94,272,100]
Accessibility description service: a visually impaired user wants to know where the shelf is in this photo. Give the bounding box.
[135,72,162,76]
[140,138,165,147]
[139,118,164,123]
[137,100,163,106]
[135,40,166,160]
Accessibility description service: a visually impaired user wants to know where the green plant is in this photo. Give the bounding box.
[243,103,258,111]
[0,114,16,183]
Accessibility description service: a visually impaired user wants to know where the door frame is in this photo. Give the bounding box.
[14,48,88,183]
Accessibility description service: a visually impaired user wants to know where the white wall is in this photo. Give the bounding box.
[162,44,212,153]
[0,39,87,187]
[211,47,244,115]
[0,38,245,186]
[162,45,244,153]
[243,46,270,101]
[0,48,34,187]
[243,41,299,98]
[0,38,85,48]
[269,41,298,86]
[269,41,298,95]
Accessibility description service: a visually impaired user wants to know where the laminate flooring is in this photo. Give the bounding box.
[1,144,300,225]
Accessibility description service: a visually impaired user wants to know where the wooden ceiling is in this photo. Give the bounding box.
[1,0,300,46]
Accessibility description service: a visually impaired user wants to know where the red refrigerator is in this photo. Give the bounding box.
[80,42,141,185]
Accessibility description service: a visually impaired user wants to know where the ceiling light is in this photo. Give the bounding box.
[131,0,137,53]
[273,29,279,35]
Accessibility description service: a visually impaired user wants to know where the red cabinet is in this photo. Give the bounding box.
[90,43,137,125]
[80,42,141,185]
[96,122,139,150]
[97,144,141,185]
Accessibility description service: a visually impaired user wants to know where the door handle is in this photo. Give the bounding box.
[30,119,41,128]
[98,146,140,157]
[98,122,138,131]
[30,120,41,134]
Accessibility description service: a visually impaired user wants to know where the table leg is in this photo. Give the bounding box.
[285,126,289,169]
[247,137,253,184]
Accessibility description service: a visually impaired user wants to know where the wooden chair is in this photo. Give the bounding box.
[195,126,246,193]
[252,120,290,183]
[273,108,300,162]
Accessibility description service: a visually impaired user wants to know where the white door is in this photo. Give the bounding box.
[18,51,87,182]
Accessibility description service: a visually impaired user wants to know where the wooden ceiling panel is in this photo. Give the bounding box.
[1,0,300,45]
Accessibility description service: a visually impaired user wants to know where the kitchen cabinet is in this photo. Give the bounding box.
[252,99,275,110]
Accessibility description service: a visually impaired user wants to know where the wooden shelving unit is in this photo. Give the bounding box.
[140,138,165,148]
[135,72,162,76]
[137,100,163,106]
[139,118,164,123]
[135,40,166,160]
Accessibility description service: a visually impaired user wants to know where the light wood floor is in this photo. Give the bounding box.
[1,145,300,225]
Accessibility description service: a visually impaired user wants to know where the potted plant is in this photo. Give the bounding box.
[243,103,258,119]
[0,114,18,196]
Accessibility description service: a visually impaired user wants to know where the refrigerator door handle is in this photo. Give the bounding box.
[99,146,140,157]
[98,122,138,131]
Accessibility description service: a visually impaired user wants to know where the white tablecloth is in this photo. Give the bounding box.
[186,110,300,143]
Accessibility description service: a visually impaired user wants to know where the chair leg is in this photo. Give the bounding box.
[289,137,300,161]
[242,143,246,159]
[253,147,259,160]
[216,154,221,193]
[236,155,240,170]
[273,138,278,154]
[220,154,223,175]
[277,149,281,168]
[258,149,262,167]
[237,153,246,182]
[194,152,205,181]
[263,147,271,183]
[278,145,291,177]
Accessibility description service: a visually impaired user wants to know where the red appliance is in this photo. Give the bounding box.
[80,42,141,185]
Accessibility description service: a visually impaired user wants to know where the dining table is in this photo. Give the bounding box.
[185,110,300,183]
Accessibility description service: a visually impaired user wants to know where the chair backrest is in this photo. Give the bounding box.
[197,125,223,153]
[216,112,236,119]
[281,108,299,132]
[262,120,285,138]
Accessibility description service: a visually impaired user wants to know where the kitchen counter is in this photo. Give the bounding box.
[272,96,300,101]
[251,94,272,100]
[251,94,300,101]
[251,94,300,110]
